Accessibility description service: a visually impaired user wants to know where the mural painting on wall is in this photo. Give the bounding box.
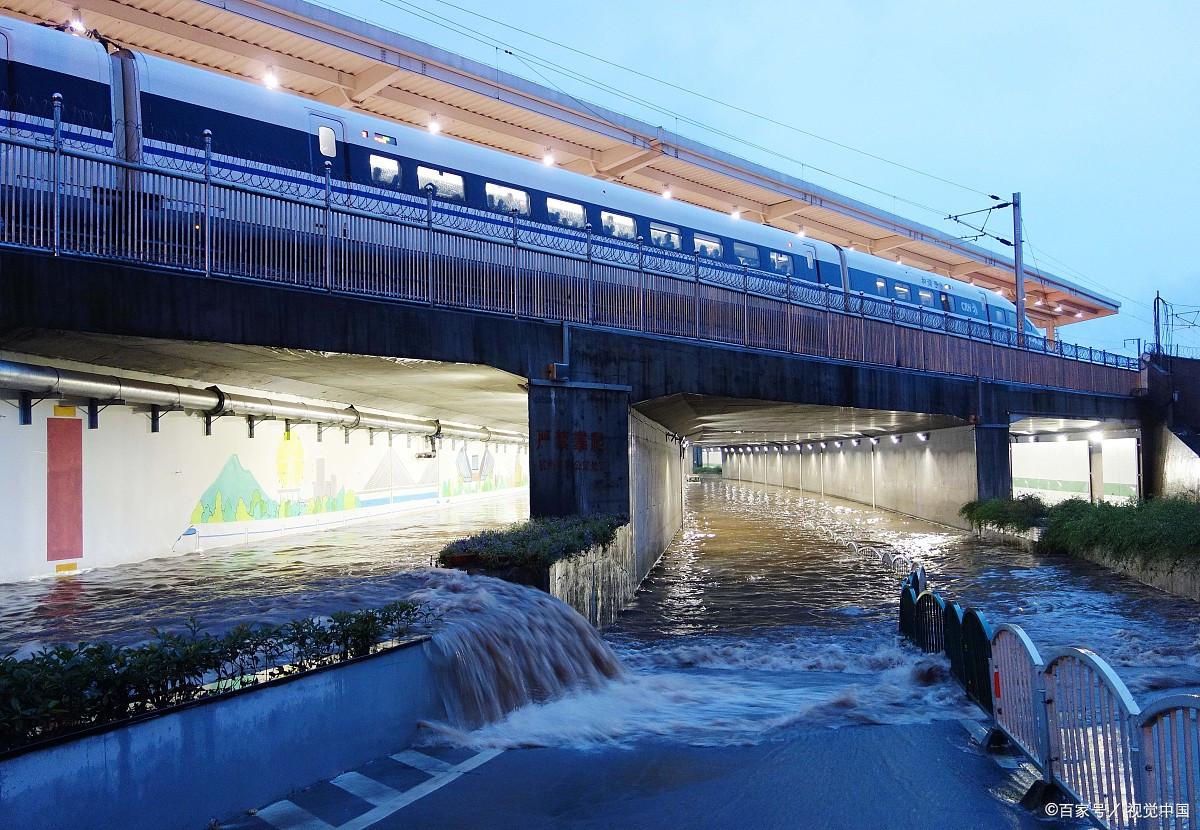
[442,444,527,498]
[188,434,525,531]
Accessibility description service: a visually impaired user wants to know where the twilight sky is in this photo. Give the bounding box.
[329,0,1200,354]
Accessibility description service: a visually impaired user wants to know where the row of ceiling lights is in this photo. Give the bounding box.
[722,433,930,453]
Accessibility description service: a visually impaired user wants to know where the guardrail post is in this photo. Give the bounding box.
[203,129,212,278]
[425,183,434,305]
[859,290,866,362]
[322,161,332,292]
[51,93,62,256]
[511,207,520,317]
[823,284,831,357]
[1126,710,1150,830]
[693,251,700,339]
[586,223,594,324]
[742,263,749,346]
[918,304,926,369]
[637,235,645,331]
[785,266,792,352]
[1034,667,1054,784]
[891,298,898,364]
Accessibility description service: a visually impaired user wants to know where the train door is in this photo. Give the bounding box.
[939,292,953,313]
[309,113,349,180]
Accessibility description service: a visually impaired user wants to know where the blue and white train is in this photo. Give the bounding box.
[1,16,1035,333]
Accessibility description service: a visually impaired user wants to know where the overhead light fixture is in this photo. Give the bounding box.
[69,14,86,33]
[731,209,741,220]
[917,432,929,442]
[851,438,860,447]
[1075,311,1083,318]
[834,441,842,449]
[542,151,555,166]
[263,69,280,89]
[797,229,807,238]
[428,117,441,134]
[1055,305,1064,313]
[891,435,902,444]
[820,442,827,449]
[662,188,672,199]
[806,443,814,451]
[869,437,879,445]
[1034,298,1044,307]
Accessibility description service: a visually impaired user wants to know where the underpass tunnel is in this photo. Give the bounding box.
[636,394,1140,529]
[0,330,532,583]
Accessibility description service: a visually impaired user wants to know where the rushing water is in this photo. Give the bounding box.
[3,479,1198,748]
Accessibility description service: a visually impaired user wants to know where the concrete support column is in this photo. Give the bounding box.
[1088,440,1105,503]
[975,425,1012,501]
[528,380,630,517]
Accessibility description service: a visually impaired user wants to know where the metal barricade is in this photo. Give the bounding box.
[914,590,945,654]
[990,624,1048,770]
[1140,695,1200,830]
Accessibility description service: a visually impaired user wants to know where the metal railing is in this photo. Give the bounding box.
[0,102,1141,395]
[902,576,1199,829]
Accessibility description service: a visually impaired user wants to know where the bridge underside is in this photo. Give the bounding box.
[0,249,1146,580]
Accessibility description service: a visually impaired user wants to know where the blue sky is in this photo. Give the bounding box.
[329,0,1200,354]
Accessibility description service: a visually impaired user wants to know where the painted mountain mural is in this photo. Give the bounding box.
[189,454,358,524]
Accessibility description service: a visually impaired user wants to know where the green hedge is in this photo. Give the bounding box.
[960,496,1200,562]
[1038,497,1200,561]
[0,601,429,754]
[959,495,1049,532]
[692,465,722,474]
[438,514,627,570]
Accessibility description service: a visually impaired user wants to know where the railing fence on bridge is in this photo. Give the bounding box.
[0,97,1140,396]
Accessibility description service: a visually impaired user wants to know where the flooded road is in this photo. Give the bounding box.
[0,494,527,657]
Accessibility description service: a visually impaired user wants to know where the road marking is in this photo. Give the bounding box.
[329,771,401,807]
[255,800,337,830]
[390,750,453,775]
[338,750,504,830]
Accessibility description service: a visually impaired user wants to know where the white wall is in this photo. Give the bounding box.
[0,390,528,584]
[629,410,684,581]
[1011,439,1089,504]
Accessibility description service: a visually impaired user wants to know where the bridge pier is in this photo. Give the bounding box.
[975,424,1014,502]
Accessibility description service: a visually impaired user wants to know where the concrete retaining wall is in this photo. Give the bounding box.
[629,410,685,583]
[550,525,636,626]
[722,426,979,529]
[0,639,439,830]
[1068,548,1200,604]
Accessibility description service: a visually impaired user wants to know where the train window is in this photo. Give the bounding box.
[989,306,1005,324]
[417,166,465,201]
[601,211,636,240]
[650,221,681,251]
[733,241,760,269]
[873,278,888,297]
[547,198,585,229]
[369,155,401,189]
[917,290,936,308]
[485,183,530,216]
[769,251,793,277]
[940,293,953,313]
[893,283,911,302]
[318,126,337,158]
[694,233,723,259]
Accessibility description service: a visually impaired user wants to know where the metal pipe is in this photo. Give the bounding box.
[0,359,524,442]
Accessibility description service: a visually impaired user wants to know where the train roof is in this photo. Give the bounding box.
[0,0,1118,329]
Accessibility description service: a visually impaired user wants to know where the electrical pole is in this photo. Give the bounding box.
[1012,192,1025,348]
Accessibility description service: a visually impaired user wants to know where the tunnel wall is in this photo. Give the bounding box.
[0,358,529,584]
[722,426,981,529]
[629,410,685,583]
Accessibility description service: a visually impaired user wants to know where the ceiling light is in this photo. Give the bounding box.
[890,435,902,444]
[1055,305,1064,313]
[1034,298,1044,307]
[834,441,842,449]
[1075,311,1083,318]
[917,432,929,442]
[851,438,860,447]
[869,437,879,445]
[542,151,555,166]
[820,442,827,449]
[662,188,672,199]
[428,117,441,134]
[731,209,741,220]
[69,16,86,33]
[263,69,280,89]
[797,229,807,238]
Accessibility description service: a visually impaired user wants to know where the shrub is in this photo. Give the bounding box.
[692,464,722,474]
[1038,497,1200,561]
[959,495,1049,532]
[438,514,628,571]
[0,601,429,754]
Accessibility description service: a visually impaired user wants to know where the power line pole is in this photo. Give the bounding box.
[1012,191,1025,348]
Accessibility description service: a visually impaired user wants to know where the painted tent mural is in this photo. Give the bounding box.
[181,431,527,549]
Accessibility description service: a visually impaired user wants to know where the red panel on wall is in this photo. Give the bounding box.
[47,418,83,561]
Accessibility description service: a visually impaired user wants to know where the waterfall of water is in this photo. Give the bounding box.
[407,569,625,727]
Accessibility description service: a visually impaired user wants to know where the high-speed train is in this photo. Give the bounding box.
[1,16,1034,333]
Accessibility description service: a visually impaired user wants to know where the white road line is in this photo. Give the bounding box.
[255,800,337,830]
[337,750,504,830]
[390,750,453,775]
[330,771,401,807]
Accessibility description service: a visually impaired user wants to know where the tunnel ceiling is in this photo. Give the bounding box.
[635,394,965,446]
[0,329,528,433]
